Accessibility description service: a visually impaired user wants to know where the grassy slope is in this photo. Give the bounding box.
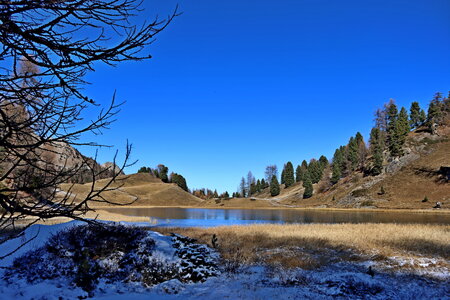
[59,172,204,207]
[60,129,448,210]
[205,129,450,210]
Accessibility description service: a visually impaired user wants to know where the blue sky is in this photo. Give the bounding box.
[79,0,450,193]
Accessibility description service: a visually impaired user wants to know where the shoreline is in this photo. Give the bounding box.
[96,205,450,214]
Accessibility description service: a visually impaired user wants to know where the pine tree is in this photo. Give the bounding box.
[284,161,295,188]
[409,101,422,129]
[157,164,169,183]
[261,178,267,189]
[347,136,359,171]
[330,162,341,185]
[138,166,151,173]
[308,159,323,184]
[444,91,450,112]
[396,107,410,155]
[170,173,188,191]
[224,191,230,198]
[427,92,443,131]
[355,133,367,170]
[270,175,280,197]
[256,179,261,193]
[386,101,401,157]
[319,155,329,170]
[369,127,384,175]
[302,171,313,199]
[280,168,285,185]
[419,109,426,125]
[338,145,348,175]
[213,189,219,198]
[295,165,302,182]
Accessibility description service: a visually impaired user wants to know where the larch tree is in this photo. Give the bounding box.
[264,165,278,184]
[240,177,247,198]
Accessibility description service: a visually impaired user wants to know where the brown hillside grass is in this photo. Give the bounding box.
[154,223,450,270]
[59,173,204,207]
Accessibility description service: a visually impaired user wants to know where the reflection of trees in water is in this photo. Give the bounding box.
[105,208,450,225]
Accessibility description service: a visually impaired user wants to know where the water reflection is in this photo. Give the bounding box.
[104,207,450,227]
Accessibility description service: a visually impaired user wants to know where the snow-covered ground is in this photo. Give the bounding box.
[0,221,448,300]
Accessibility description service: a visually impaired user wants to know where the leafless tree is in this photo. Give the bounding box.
[0,0,177,259]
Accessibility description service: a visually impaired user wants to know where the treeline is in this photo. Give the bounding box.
[137,164,188,192]
[333,92,450,181]
[237,157,329,199]
[236,91,450,200]
[192,188,229,200]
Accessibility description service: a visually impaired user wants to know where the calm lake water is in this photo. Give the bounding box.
[104,207,450,227]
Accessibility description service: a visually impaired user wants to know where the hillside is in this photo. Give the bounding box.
[59,172,204,207]
[204,127,450,210]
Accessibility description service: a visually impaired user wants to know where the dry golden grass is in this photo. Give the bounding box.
[59,173,204,207]
[154,223,450,269]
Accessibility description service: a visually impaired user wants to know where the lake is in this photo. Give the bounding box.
[104,207,450,227]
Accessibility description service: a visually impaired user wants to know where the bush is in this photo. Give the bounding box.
[422,196,428,203]
[6,224,219,294]
[360,200,375,207]
[351,189,368,197]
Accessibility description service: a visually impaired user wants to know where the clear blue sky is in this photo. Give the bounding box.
[79,0,450,194]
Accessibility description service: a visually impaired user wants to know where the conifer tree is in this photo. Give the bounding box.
[213,190,219,198]
[270,175,280,197]
[347,136,359,170]
[281,168,285,185]
[444,91,450,112]
[386,101,401,157]
[409,101,422,129]
[369,127,384,175]
[224,191,230,198]
[284,161,295,188]
[295,165,302,182]
[301,160,308,170]
[331,162,341,184]
[157,164,169,183]
[319,155,329,171]
[355,133,367,170]
[308,159,323,184]
[170,173,188,191]
[302,171,313,199]
[331,147,344,183]
[256,179,261,193]
[419,109,427,125]
[261,178,267,189]
[396,107,410,155]
[338,145,348,175]
[427,92,443,131]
